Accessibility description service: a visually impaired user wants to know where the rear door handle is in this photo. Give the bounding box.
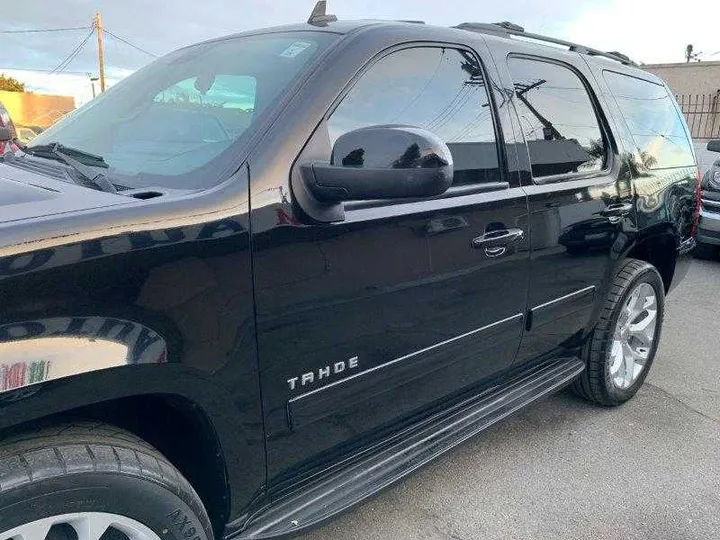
[600,202,633,218]
[471,228,525,257]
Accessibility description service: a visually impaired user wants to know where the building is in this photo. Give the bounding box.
[643,61,720,140]
[0,90,75,130]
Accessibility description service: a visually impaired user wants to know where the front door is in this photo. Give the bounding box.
[252,43,530,491]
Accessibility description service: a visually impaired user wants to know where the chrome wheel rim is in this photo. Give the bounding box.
[1,512,161,540]
[609,282,658,389]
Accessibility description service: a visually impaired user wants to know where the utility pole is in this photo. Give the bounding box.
[89,75,99,99]
[94,12,106,92]
[515,80,563,140]
[685,44,702,63]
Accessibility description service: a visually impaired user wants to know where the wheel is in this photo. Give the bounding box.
[572,259,665,406]
[0,422,212,540]
[693,242,718,260]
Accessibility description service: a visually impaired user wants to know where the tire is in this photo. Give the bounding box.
[694,242,718,260]
[0,421,213,540]
[572,259,665,406]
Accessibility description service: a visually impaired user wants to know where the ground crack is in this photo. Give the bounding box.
[645,382,720,424]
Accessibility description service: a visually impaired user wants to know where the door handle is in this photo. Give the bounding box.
[471,228,525,257]
[600,202,633,218]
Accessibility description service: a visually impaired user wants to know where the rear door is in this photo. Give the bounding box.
[599,70,698,248]
[252,42,530,489]
[488,42,636,367]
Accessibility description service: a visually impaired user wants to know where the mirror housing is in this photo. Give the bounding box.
[707,140,720,153]
[0,127,12,142]
[302,125,453,203]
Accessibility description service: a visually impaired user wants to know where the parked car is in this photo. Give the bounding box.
[0,101,19,154]
[0,4,699,539]
[15,126,38,145]
[694,140,720,258]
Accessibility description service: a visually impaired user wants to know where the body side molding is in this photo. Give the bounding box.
[288,314,525,429]
[527,286,596,330]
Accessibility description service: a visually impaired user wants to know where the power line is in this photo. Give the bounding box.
[49,29,95,74]
[0,66,90,75]
[103,29,157,57]
[0,26,89,34]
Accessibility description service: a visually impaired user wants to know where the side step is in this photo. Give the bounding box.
[233,358,584,539]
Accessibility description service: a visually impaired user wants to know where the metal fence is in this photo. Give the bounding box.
[677,92,720,140]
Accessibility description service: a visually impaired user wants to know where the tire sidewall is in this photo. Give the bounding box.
[598,264,665,404]
[0,472,211,540]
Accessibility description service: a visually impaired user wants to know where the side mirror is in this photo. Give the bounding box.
[302,125,453,202]
[707,140,720,153]
[0,127,12,142]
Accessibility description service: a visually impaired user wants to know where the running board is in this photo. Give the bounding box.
[232,358,585,539]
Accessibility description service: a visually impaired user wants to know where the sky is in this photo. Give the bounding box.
[1,0,718,106]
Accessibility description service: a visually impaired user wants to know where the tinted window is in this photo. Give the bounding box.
[328,47,501,186]
[508,57,606,178]
[30,32,336,190]
[603,71,694,169]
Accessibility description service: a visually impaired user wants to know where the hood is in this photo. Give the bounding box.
[0,161,131,225]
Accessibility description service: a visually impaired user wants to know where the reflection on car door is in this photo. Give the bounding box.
[496,49,635,367]
[252,44,530,490]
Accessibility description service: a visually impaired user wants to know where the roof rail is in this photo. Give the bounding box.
[454,22,637,66]
[308,1,337,26]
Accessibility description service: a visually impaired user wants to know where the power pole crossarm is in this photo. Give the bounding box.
[94,12,106,92]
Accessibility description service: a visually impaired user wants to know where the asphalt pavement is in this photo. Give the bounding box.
[696,142,717,176]
[301,259,720,540]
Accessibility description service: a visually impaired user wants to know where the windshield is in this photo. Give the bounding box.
[30,32,336,190]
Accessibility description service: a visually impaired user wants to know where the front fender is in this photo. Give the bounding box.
[0,315,168,394]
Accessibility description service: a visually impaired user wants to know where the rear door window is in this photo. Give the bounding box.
[603,71,694,169]
[507,57,607,179]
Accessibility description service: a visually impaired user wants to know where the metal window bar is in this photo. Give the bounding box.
[677,92,720,139]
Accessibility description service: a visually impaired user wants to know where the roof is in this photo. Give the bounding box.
[196,17,638,69]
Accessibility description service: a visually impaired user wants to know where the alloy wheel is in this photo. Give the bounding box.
[609,282,658,389]
[1,513,161,540]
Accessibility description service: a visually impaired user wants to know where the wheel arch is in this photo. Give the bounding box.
[0,388,230,537]
[0,308,266,531]
[0,351,271,537]
[626,228,678,292]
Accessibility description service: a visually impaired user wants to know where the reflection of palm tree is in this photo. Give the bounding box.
[459,50,484,81]
[622,150,657,178]
[587,139,605,160]
[341,148,365,167]
[639,150,657,169]
[392,143,421,168]
[623,151,643,178]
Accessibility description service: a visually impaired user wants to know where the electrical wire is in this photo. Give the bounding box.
[0,26,89,34]
[103,29,157,57]
[0,66,90,75]
[49,29,95,74]
[3,23,158,77]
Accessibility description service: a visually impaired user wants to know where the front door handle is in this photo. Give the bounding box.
[471,228,525,257]
[600,202,633,218]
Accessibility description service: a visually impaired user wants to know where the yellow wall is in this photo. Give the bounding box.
[0,91,75,129]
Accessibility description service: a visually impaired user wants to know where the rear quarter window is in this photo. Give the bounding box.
[603,71,694,169]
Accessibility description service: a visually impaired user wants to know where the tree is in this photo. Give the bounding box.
[0,74,26,92]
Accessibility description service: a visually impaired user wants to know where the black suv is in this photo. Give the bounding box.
[695,140,720,257]
[0,6,699,540]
